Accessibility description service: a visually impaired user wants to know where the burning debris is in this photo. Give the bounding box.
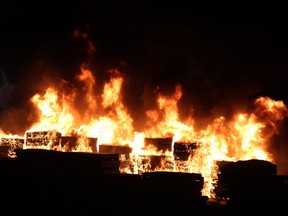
[1,66,288,202]
[0,136,24,158]
[25,130,61,149]
[2,6,288,213]
[98,144,133,171]
[173,141,198,160]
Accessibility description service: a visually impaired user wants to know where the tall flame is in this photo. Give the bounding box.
[1,66,287,198]
[29,87,75,134]
[81,69,134,145]
[145,84,196,142]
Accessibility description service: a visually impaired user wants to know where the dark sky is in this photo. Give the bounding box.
[1,1,288,132]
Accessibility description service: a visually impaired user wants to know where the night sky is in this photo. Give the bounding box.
[1,1,288,164]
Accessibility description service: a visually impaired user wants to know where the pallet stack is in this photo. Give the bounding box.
[215,159,287,213]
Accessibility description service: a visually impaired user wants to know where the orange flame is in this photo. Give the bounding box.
[145,84,196,142]
[1,67,287,199]
[29,87,75,134]
[81,69,134,145]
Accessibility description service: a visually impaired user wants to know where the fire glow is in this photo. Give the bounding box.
[1,66,287,198]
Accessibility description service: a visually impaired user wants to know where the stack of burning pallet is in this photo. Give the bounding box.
[60,136,97,152]
[98,144,133,171]
[2,130,119,175]
[25,131,97,152]
[25,130,61,148]
[137,137,174,173]
[173,141,198,160]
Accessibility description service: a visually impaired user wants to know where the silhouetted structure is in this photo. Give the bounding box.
[0,148,288,215]
[215,159,288,214]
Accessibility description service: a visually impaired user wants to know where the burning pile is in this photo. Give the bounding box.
[0,135,24,158]
[1,66,288,199]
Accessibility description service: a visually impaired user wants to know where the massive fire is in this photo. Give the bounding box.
[1,64,287,199]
